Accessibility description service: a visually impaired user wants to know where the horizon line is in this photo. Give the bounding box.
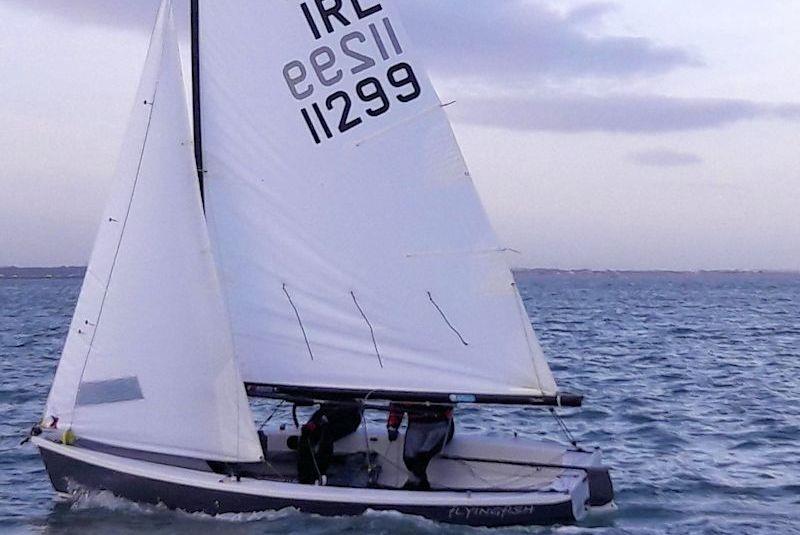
[1,266,799,276]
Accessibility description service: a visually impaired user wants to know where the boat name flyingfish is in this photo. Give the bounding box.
[447,504,540,521]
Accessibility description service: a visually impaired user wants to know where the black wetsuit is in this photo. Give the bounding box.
[297,403,362,484]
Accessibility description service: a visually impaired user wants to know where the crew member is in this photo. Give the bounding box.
[387,403,454,490]
[295,402,362,484]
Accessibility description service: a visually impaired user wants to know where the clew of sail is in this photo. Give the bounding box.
[198,1,559,400]
[43,0,262,462]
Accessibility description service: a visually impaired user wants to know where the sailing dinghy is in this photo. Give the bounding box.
[32,0,614,526]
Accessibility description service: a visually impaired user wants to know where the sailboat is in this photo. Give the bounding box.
[31,0,614,527]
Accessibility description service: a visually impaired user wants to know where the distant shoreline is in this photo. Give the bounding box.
[0,266,86,279]
[513,268,800,277]
[1,266,797,280]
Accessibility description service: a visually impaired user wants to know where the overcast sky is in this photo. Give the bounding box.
[1,1,798,270]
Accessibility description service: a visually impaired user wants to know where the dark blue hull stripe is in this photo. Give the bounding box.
[39,446,578,527]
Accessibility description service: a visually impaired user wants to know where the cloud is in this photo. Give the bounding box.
[629,149,703,167]
[774,104,800,119]
[399,0,699,80]
[6,0,161,30]
[449,94,800,133]
[7,1,798,138]
[8,0,696,82]
[565,2,619,25]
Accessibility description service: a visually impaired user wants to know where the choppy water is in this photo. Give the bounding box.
[1,272,799,534]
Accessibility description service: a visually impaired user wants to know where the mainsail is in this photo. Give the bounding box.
[44,1,262,462]
[197,1,560,400]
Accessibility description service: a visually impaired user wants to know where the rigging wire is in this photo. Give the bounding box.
[549,408,584,452]
[359,391,378,483]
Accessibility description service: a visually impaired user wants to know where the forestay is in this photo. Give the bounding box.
[199,1,558,398]
[44,1,262,462]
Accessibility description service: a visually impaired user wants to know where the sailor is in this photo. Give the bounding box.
[295,402,362,485]
[387,403,455,490]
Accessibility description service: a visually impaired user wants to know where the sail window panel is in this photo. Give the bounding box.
[75,377,144,406]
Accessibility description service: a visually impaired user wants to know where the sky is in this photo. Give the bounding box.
[1,1,798,270]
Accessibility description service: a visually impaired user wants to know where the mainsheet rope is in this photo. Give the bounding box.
[258,400,286,431]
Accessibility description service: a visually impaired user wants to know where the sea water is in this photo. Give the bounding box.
[1,272,798,534]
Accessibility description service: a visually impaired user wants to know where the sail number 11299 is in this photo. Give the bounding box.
[299,62,420,144]
[282,11,423,145]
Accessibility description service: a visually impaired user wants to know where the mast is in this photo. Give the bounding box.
[190,0,204,206]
